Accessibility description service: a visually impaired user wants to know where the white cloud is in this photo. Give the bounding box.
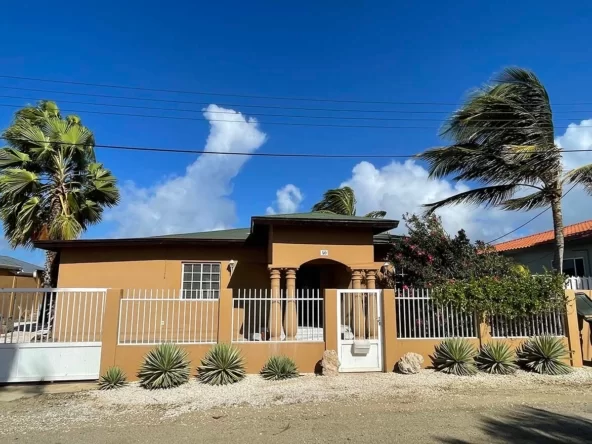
[266,184,303,215]
[557,119,592,170]
[341,160,514,240]
[108,105,267,237]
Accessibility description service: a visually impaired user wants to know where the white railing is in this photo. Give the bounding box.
[565,276,592,290]
[118,289,219,345]
[490,312,565,338]
[0,288,107,344]
[231,289,324,342]
[395,288,477,339]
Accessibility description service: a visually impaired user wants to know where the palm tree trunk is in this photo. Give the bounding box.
[550,197,564,273]
[37,250,60,332]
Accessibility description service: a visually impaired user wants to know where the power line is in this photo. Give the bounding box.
[487,183,578,245]
[2,74,591,107]
[0,95,588,123]
[2,85,590,115]
[0,103,589,130]
[3,137,592,159]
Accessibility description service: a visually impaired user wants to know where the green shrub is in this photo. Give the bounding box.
[197,343,245,385]
[516,336,572,375]
[138,343,190,389]
[431,338,477,376]
[434,271,566,319]
[476,342,517,375]
[98,366,127,390]
[261,356,299,381]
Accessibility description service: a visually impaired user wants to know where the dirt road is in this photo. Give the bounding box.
[2,388,591,443]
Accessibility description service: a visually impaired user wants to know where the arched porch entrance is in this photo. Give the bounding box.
[295,259,351,291]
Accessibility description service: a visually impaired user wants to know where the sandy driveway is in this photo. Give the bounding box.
[2,370,592,443]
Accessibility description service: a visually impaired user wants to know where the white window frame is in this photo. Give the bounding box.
[562,257,586,277]
[180,262,221,299]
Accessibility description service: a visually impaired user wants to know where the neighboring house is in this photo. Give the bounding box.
[0,256,42,288]
[494,220,592,276]
[34,212,397,292]
[0,256,42,326]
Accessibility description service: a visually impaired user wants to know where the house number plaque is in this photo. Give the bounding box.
[320,249,329,256]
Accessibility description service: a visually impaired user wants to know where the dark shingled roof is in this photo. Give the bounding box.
[33,212,399,250]
[0,255,42,274]
[154,228,251,241]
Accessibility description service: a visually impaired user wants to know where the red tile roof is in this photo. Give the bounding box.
[494,220,592,252]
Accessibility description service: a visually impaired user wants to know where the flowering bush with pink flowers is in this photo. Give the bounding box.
[385,213,515,289]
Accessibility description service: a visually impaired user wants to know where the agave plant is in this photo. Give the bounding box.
[98,366,127,390]
[431,338,478,376]
[476,342,517,375]
[516,336,572,375]
[261,356,299,381]
[197,343,246,385]
[138,343,190,389]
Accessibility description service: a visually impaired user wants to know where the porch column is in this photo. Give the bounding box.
[365,270,379,339]
[352,270,366,339]
[284,268,298,340]
[269,268,282,340]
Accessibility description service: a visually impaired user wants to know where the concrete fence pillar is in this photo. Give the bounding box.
[217,288,233,343]
[324,289,338,351]
[382,289,397,372]
[565,289,583,367]
[99,288,124,375]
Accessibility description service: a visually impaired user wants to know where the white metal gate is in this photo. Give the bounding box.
[336,289,383,372]
[0,288,106,383]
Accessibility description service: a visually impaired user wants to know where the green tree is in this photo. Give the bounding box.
[0,100,120,288]
[417,67,592,272]
[312,186,386,218]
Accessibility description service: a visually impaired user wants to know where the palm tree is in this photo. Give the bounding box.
[0,100,119,326]
[417,67,592,273]
[312,186,386,218]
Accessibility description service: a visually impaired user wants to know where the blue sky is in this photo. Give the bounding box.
[2,0,592,266]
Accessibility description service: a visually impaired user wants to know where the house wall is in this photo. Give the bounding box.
[270,226,375,268]
[57,245,270,291]
[503,240,592,275]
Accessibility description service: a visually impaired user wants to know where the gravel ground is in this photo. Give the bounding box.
[90,368,592,416]
[2,368,592,438]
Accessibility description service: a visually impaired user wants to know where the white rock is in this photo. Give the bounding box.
[397,352,424,374]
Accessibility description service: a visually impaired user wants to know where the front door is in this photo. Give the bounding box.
[336,289,383,372]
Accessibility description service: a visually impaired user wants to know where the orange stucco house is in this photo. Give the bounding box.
[36,212,398,293]
[32,213,399,376]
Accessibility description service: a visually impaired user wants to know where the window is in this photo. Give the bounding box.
[182,263,221,299]
[562,258,585,277]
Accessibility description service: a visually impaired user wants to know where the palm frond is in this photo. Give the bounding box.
[0,148,31,168]
[563,164,592,192]
[364,210,386,218]
[0,168,40,196]
[312,186,356,215]
[502,189,550,211]
[423,185,517,214]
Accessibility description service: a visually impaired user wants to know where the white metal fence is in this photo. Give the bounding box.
[566,276,592,290]
[0,288,106,344]
[231,289,324,342]
[395,288,477,339]
[118,289,219,345]
[489,312,566,338]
